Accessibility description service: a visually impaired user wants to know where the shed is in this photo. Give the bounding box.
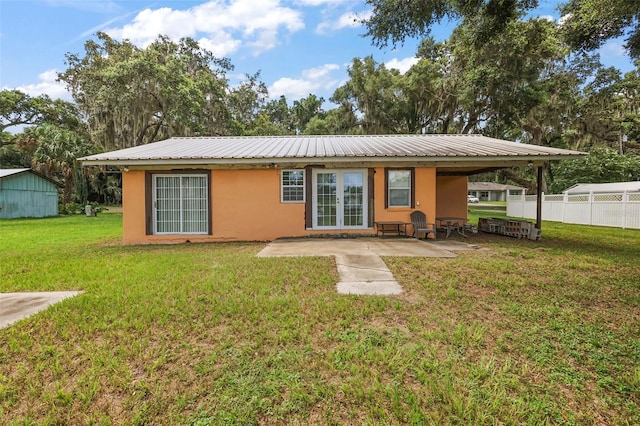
[0,169,60,218]
[563,181,640,195]
[468,182,525,202]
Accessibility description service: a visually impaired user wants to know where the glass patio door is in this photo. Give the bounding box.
[153,174,208,234]
[313,170,367,229]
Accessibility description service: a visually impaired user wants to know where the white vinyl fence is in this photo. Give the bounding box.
[507,191,640,230]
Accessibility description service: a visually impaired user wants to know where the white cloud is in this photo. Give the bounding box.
[9,69,73,101]
[295,0,346,6]
[600,40,627,57]
[268,63,340,100]
[538,15,555,22]
[558,13,572,27]
[105,0,304,57]
[385,57,419,74]
[316,9,372,34]
[197,35,242,58]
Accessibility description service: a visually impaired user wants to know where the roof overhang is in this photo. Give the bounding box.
[80,156,573,170]
[79,134,586,171]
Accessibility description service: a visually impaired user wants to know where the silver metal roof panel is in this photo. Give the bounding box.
[79,134,585,166]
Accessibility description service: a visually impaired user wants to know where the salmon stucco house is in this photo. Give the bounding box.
[79,134,584,244]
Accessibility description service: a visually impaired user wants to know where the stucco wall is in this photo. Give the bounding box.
[436,175,468,219]
[373,167,437,229]
[121,167,441,244]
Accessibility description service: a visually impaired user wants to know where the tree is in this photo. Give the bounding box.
[0,90,81,138]
[363,0,538,48]
[27,124,95,204]
[331,56,406,134]
[560,0,640,59]
[58,32,233,151]
[227,72,269,135]
[550,146,640,192]
[292,94,325,133]
[0,144,27,168]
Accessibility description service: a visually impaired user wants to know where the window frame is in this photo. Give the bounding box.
[146,171,211,235]
[281,169,306,203]
[384,168,415,208]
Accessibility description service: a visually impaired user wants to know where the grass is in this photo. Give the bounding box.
[1,213,639,424]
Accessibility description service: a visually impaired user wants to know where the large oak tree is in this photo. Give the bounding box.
[58,33,233,151]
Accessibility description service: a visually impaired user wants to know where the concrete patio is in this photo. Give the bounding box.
[257,238,476,295]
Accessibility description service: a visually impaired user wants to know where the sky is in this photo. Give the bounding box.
[0,0,636,107]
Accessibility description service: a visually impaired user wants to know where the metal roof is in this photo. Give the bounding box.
[0,168,30,179]
[0,168,63,187]
[468,182,524,191]
[79,134,585,167]
[564,181,640,194]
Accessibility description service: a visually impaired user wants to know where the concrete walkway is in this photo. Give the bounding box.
[0,291,83,329]
[257,238,460,295]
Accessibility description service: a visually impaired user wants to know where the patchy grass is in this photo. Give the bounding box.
[0,214,638,424]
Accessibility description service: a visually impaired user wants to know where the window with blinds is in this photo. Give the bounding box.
[153,174,209,234]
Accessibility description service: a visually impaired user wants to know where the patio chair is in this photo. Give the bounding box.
[410,210,436,239]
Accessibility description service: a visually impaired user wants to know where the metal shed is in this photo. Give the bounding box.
[0,169,60,218]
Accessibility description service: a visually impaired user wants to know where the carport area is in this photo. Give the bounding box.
[257,238,477,295]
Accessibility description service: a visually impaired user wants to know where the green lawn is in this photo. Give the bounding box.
[1,214,639,425]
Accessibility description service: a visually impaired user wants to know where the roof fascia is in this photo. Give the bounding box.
[81,153,584,168]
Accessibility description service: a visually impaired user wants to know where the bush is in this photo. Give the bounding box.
[59,202,81,215]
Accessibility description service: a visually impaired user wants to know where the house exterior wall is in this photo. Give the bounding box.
[373,167,437,228]
[469,189,521,202]
[121,167,446,244]
[436,176,468,218]
[0,172,58,219]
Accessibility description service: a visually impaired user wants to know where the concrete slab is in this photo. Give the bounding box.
[335,254,396,282]
[256,237,457,258]
[257,238,464,296]
[337,281,404,295]
[0,291,83,329]
[335,254,403,295]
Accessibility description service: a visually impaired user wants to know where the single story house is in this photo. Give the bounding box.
[80,134,584,244]
[563,181,640,195]
[0,168,60,219]
[468,182,525,202]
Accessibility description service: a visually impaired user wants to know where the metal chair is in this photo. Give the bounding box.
[410,210,436,239]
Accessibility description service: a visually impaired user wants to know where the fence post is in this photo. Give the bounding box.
[589,191,594,226]
[562,191,568,224]
[622,190,628,229]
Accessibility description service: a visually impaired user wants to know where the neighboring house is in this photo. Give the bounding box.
[468,182,525,202]
[0,168,60,219]
[80,134,583,244]
[563,181,640,195]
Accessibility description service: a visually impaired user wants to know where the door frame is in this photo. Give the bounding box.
[311,168,368,230]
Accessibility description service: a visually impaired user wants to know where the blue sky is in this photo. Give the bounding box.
[0,0,635,106]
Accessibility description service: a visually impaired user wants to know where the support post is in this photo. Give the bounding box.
[536,166,543,230]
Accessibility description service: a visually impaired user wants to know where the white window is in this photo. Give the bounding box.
[153,174,208,234]
[281,170,305,203]
[387,170,411,207]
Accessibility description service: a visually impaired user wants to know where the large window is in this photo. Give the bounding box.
[386,169,413,207]
[153,174,209,234]
[281,170,305,203]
